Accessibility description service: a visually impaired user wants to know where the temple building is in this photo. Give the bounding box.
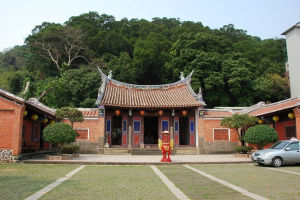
[93,69,205,153]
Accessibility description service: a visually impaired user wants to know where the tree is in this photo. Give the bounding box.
[55,107,84,128]
[244,125,278,149]
[221,114,258,145]
[43,123,77,154]
[26,23,87,75]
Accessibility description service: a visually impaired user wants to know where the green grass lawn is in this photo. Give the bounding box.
[2,163,300,200]
[192,163,300,200]
[41,166,177,200]
[158,165,250,200]
[0,163,78,200]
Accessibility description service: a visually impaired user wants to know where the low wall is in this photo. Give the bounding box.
[204,142,237,154]
[74,141,99,153]
[0,149,17,162]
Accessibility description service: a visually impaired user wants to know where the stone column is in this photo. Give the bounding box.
[128,109,132,149]
[198,112,206,154]
[170,109,174,143]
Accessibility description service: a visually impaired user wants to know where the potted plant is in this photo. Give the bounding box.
[43,123,79,160]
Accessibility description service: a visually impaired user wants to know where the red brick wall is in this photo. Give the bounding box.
[63,117,104,142]
[198,118,238,143]
[0,97,24,155]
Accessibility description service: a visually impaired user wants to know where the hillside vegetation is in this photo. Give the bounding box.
[0,12,289,108]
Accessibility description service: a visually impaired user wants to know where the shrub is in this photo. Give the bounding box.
[61,145,80,154]
[235,146,253,154]
[43,123,77,154]
[244,125,278,149]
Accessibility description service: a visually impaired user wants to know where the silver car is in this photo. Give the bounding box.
[251,139,300,167]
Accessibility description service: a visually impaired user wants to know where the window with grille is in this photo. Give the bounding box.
[76,129,89,140]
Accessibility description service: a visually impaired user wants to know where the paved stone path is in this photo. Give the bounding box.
[26,154,251,164]
[184,165,268,200]
[25,165,85,200]
[151,165,190,200]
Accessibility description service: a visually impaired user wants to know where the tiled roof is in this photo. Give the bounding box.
[26,98,56,116]
[96,68,205,108]
[247,97,300,116]
[0,89,55,116]
[77,108,99,117]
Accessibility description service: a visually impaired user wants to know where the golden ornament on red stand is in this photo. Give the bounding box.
[115,109,121,116]
[23,110,28,117]
[158,110,163,116]
[182,110,187,116]
[158,130,174,162]
[139,110,145,116]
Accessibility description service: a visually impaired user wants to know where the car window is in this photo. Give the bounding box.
[286,142,299,151]
[270,141,289,149]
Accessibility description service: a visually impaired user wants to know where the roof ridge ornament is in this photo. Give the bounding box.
[180,72,185,80]
[108,70,113,79]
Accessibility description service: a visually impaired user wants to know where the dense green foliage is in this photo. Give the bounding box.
[221,114,258,144]
[0,12,289,108]
[61,144,80,154]
[43,123,77,153]
[244,125,278,149]
[55,107,84,128]
[235,146,253,154]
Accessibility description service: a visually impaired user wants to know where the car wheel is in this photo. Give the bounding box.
[272,157,282,167]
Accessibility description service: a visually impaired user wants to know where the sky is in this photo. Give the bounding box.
[0,0,299,52]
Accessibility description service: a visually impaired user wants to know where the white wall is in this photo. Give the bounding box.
[286,27,300,98]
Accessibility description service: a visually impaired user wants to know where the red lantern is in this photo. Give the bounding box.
[182,110,187,116]
[158,110,163,116]
[115,109,121,116]
[140,110,145,116]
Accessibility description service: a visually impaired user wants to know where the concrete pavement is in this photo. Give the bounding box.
[23,154,252,165]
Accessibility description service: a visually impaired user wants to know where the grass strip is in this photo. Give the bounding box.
[158,165,250,200]
[193,164,300,200]
[41,166,178,200]
[0,163,78,200]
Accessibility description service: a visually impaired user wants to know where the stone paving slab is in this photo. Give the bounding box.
[24,154,252,165]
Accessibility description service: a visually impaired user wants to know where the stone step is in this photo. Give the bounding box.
[174,148,199,155]
[131,149,162,155]
[101,148,131,155]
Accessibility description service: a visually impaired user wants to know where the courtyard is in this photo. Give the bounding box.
[1,163,300,200]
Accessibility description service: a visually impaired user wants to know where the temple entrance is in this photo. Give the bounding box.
[179,117,190,145]
[144,116,158,144]
[112,116,122,145]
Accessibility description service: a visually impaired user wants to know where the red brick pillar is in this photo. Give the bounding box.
[293,108,300,140]
[12,105,25,156]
